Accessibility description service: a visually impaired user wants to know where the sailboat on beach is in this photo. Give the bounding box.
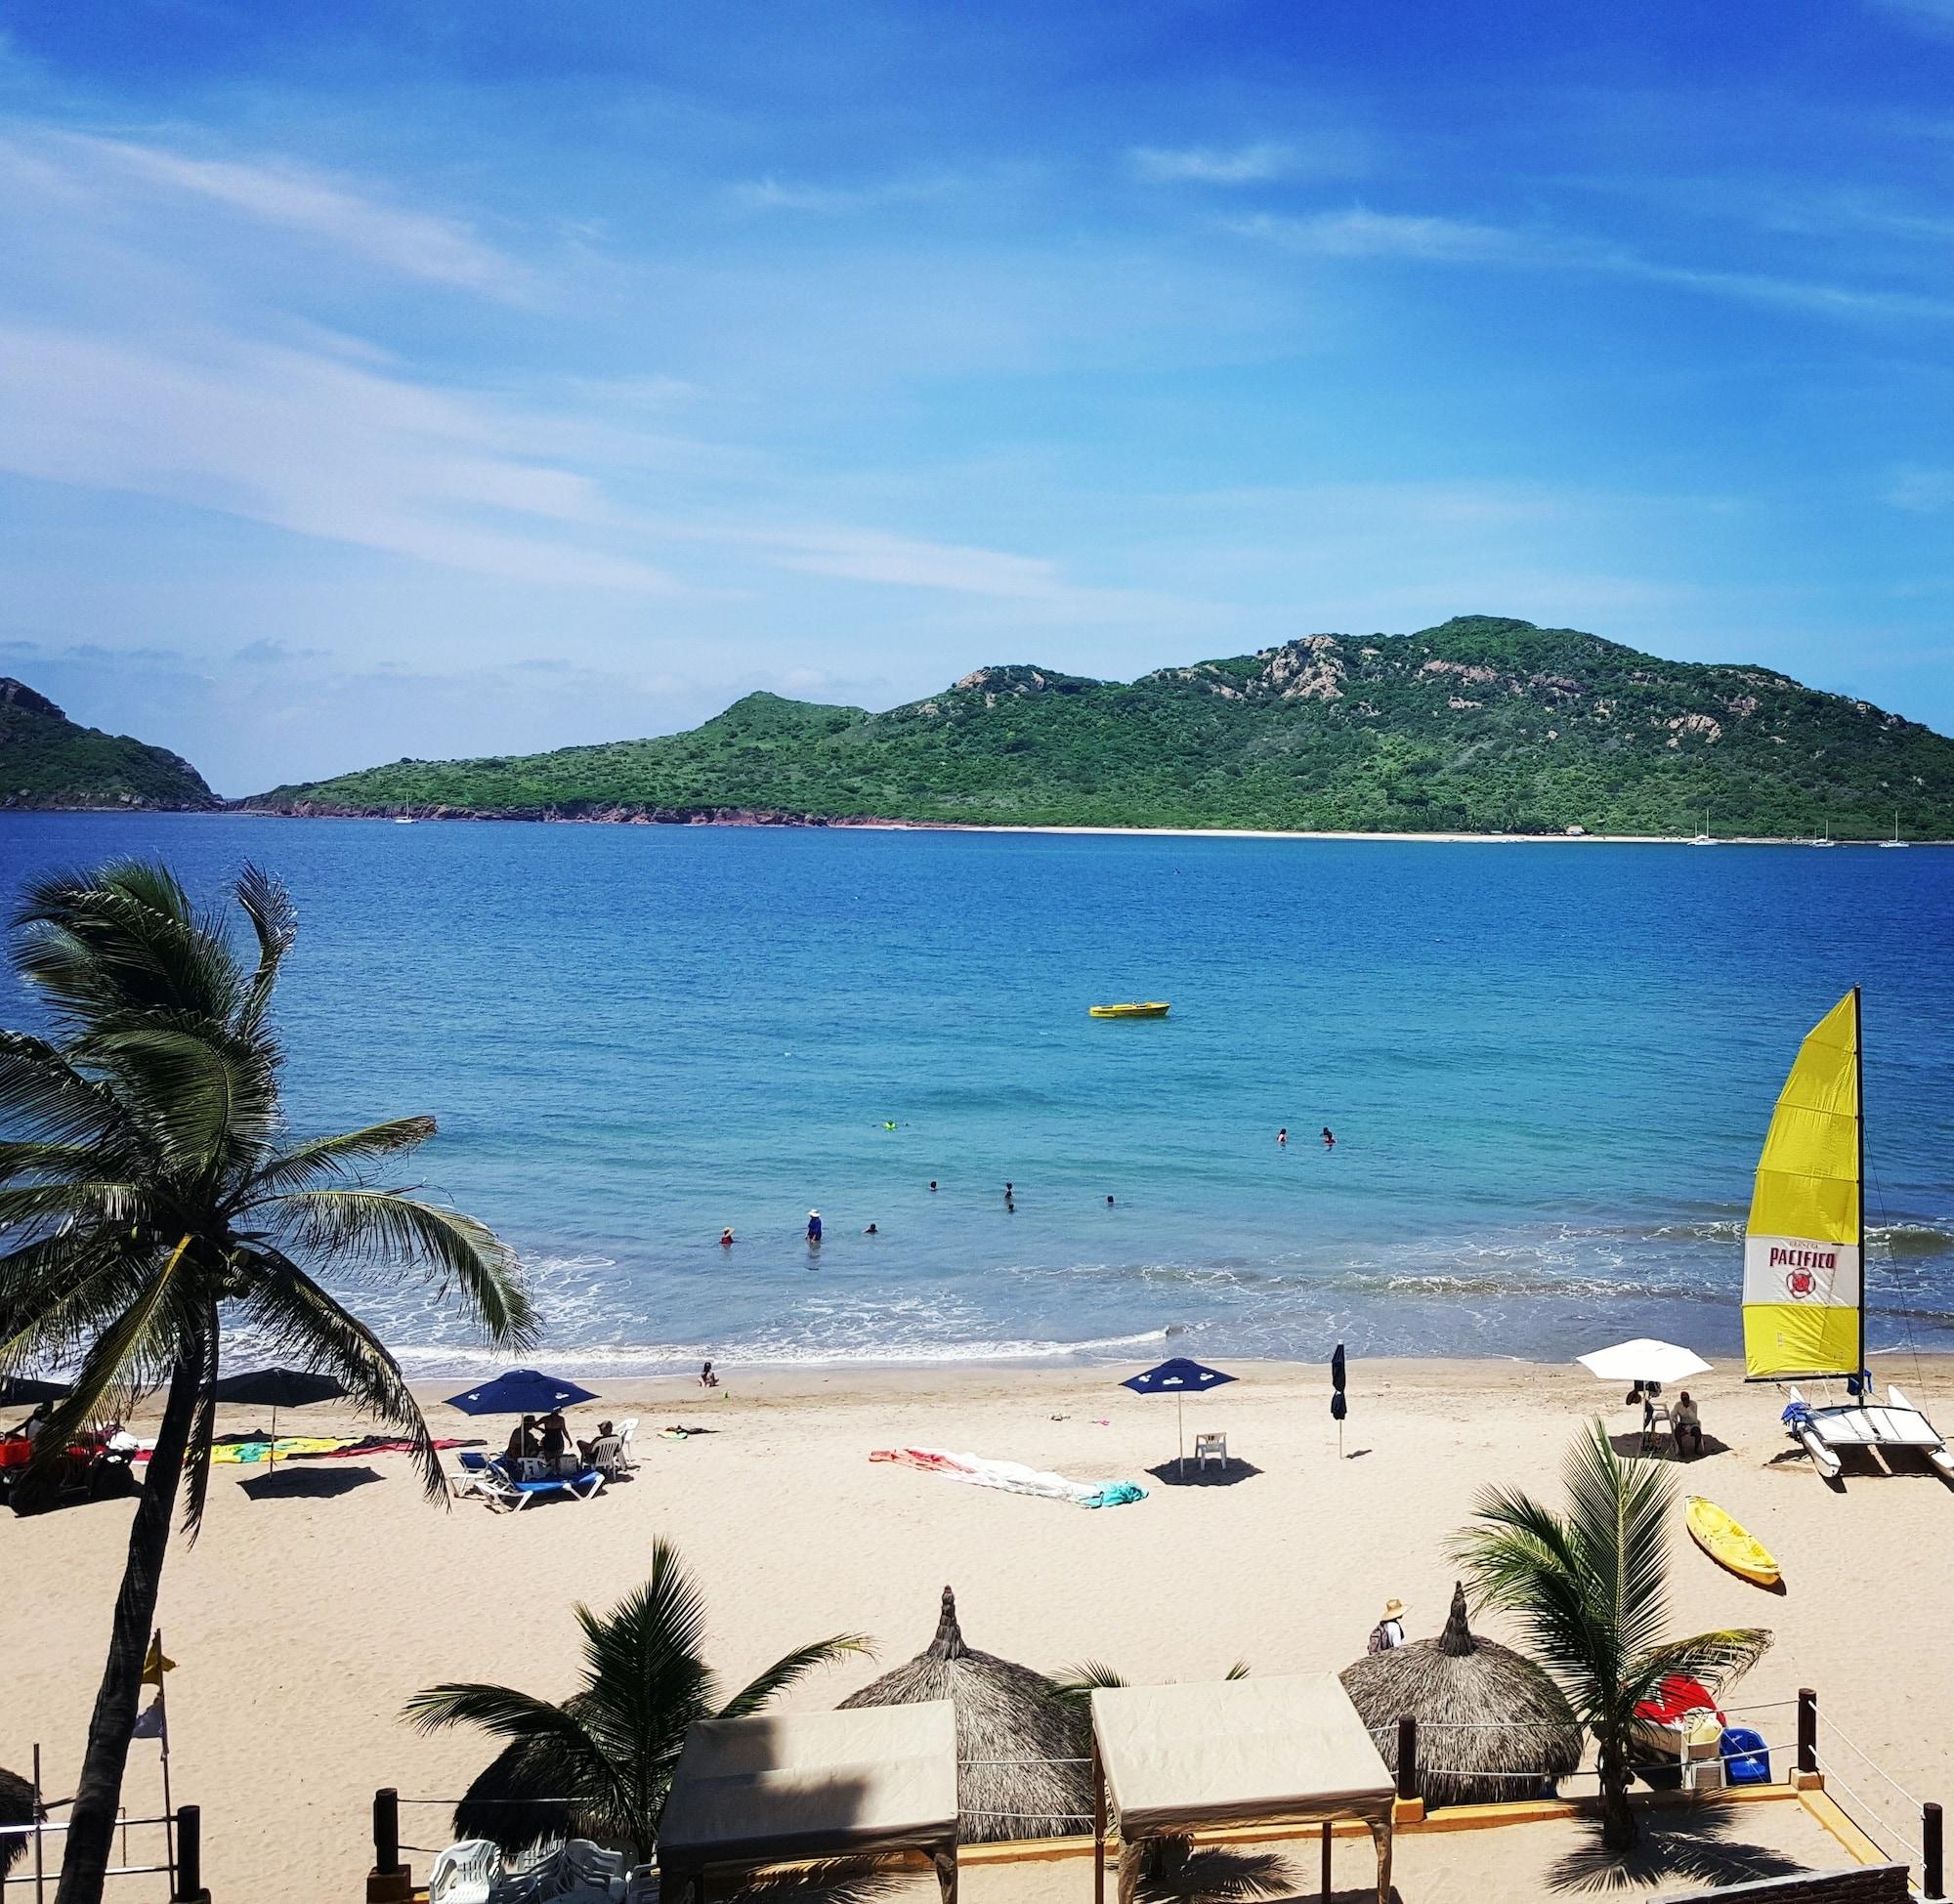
[1743,989,1954,1481]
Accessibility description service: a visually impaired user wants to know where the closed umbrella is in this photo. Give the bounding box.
[1331,1342,1348,1458]
[211,1366,349,1472]
[1121,1358,1235,1473]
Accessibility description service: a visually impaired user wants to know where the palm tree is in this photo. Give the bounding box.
[0,861,532,1904]
[404,1540,870,1863]
[1448,1420,1770,1852]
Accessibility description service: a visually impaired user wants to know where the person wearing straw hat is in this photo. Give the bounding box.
[1368,1598,1407,1654]
[806,1208,823,1244]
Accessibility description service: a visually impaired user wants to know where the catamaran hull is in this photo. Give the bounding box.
[1786,1383,1954,1480]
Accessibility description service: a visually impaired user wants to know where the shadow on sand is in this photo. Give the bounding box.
[240,1464,384,1502]
[1145,1459,1264,1489]
[1543,1808,1808,1893]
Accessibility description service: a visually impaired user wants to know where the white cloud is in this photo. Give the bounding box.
[47,131,532,298]
[725,174,956,215]
[1229,207,1522,262]
[1885,466,1954,511]
[1128,141,1299,186]
[1228,203,1954,319]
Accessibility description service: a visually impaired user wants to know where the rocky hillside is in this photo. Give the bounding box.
[0,679,217,811]
[241,616,1954,837]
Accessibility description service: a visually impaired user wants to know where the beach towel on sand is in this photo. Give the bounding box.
[871,1446,1146,1508]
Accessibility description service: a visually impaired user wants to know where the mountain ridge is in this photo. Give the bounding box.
[239,614,1954,838]
[0,679,218,812]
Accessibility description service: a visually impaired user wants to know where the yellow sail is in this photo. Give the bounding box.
[1742,990,1861,1380]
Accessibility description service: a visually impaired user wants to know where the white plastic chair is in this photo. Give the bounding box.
[429,1840,504,1904]
[615,1418,639,1469]
[1194,1431,1228,1471]
[586,1435,625,1478]
[559,1841,627,1901]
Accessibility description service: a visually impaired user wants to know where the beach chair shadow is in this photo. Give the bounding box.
[1606,1429,1730,1463]
[240,1464,383,1501]
[1543,1807,1806,1892]
[1145,1459,1263,1488]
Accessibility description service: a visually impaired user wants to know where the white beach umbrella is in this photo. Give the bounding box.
[1576,1338,1711,1385]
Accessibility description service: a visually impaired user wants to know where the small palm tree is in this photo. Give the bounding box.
[404,1540,870,1862]
[0,861,532,1904]
[1449,1419,1770,1852]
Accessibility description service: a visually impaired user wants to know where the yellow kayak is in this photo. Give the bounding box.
[1685,1497,1780,1588]
[1088,1001,1170,1018]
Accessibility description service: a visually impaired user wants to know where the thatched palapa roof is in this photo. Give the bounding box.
[1338,1582,1584,1808]
[0,1768,39,1877]
[838,1587,1089,1843]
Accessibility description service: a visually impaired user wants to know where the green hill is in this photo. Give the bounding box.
[242,616,1954,838]
[0,679,217,812]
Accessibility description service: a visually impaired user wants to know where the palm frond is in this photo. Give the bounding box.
[0,1032,143,1157]
[239,1118,438,1199]
[1049,1661,1128,1705]
[233,1247,446,1500]
[233,865,297,1035]
[179,1303,224,1538]
[717,1633,873,1721]
[1632,1630,1773,1706]
[266,1189,533,1346]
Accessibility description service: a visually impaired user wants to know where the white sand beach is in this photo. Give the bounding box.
[7,1354,1952,1899]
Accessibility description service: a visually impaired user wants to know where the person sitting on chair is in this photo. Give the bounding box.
[577,1419,616,1462]
[503,1415,539,1468]
[1674,1390,1703,1459]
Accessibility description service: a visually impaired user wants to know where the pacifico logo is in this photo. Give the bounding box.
[1769,1245,1836,1299]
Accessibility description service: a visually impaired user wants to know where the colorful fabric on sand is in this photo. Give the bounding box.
[871,1445,1146,1508]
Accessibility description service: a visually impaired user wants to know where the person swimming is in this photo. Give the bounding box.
[864,1221,879,1235]
[929,1180,938,1192]
[1105,1194,1115,1205]
[1322,1126,1337,1148]
[719,1227,735,1247]
[1277,1127,1287,1147]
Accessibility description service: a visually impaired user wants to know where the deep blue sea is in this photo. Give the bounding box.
[4,814,1953,1375]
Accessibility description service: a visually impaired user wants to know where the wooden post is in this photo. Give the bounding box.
[1797,1688,1817,1776]
[1396,1715,1418,1801]
[30,1744,43,1904]
[172,1805,201,1903]
[1320,1820,1331,1901]
[1092,1743,1106,1904]
[1925,1799,1944,1900]
[373,1788,400,1872]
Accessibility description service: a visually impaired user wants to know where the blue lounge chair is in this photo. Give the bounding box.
[452,1453,606,1511]
[1720,1726,1771,1785]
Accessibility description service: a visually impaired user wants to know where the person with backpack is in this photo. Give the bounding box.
[1367,1597,1407,1653]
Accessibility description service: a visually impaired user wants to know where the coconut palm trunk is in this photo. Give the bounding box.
[59,1354,199,1904]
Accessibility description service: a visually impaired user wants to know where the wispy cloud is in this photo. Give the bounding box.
[1228,202,1954,319]
[47,132,533,298]
[1128,141,1299,185]
[1229,207,1522,262]
[1886,466,1954,511]
[726,173,956,215]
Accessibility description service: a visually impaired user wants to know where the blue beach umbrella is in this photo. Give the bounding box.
[444,1369,599,1417]
[1122,1358,1237,1472]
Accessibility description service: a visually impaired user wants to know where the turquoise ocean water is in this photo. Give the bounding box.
[4,814,1952,1375]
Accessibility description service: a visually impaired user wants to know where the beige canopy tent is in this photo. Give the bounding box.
[1089,1674,1396,1904]
[658,1702,959,1904]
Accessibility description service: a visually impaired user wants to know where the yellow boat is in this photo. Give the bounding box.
[1088,1001,1170,1019]
[1685,1496,1780,1588]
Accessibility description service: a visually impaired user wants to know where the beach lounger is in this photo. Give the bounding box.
[459,1459,607,1512]
[429,1840,504,1904]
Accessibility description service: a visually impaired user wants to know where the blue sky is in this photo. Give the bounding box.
[2,1,1952,793]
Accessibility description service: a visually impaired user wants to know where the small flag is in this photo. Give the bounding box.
[140,1638,176,1686]
[132,1695,168,1744]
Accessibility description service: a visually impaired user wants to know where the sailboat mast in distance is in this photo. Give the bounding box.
[1741,990,1862,1383]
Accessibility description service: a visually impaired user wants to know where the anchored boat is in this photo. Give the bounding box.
[1743,988,1954,1482]
[1088,1001,1170,1019]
